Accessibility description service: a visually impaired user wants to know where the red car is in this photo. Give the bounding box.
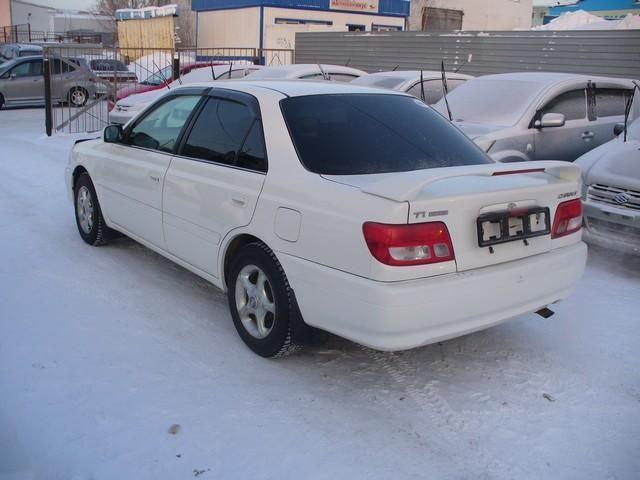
[108,61,225,111]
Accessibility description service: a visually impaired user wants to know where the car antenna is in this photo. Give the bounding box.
[152,60,170,89]
[392,64,399,71]
[441,60,453,121]
[420,69,426,103]
[623,81,640,142]
[228,62,233,79]
[345,57,351,67]
[317,63,329,81]
[453,53,472,74]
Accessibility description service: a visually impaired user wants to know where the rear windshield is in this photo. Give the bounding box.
[280,94,492,175]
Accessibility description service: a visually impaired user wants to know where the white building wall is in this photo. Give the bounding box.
[10,0,53,32]
[197,6,404,50]
[197,8,261,48]
[263,7,404,49]
[409,0,533,31]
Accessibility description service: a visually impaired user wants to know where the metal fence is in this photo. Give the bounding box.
[295,30,640,80]
[0,24,107,44]
[42,46,294,135]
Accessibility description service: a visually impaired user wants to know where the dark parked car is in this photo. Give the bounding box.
[87,58,138,95]
[0,43,43,62]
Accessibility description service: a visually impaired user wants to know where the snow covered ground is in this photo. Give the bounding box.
[1,108,639,480]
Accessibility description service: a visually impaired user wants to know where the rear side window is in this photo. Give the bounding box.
[181,98,267,172]
[596,88,633,118]
[542,90,586,121]
[281,94,492,175]
[52,58,77,74]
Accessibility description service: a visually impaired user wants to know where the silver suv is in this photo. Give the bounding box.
[0,43,43,62]
[0,55,97,109]
[434,72,635,162]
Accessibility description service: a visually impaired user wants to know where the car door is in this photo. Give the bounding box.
[533,87,592,161]
[97,93,203,249]
[1,59,43,104]
[163,91,267,278]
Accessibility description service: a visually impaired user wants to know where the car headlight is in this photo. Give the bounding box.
[474,137,496,153]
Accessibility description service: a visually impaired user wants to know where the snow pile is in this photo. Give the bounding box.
[616,13,640,29]
[534,10,640,30]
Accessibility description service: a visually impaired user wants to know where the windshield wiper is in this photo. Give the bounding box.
[623,81,640,143]
[440,60,453,122]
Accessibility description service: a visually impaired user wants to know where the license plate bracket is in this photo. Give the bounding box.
[477,206,551,247]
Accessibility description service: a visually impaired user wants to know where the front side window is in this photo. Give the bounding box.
[541,90,586,121]
[10,60,41,77]
[181,98,266,171]
[127,95,201,152]
[281,94,492,175]
[596,88,633,118]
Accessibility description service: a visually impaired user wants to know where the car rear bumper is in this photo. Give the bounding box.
[279,242,587,351]
[582,199,640,255]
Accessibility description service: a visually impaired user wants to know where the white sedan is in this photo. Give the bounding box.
[66,81,587,357]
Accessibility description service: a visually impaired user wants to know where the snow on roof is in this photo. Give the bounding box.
[115,4,179,20]
[533,0,579,7]
[533,9,640,29]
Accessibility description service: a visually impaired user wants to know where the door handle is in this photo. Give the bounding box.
[231,197,246,207]
[581,131,594,140]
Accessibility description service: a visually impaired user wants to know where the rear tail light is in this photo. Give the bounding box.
[551,199,582,238]
[362,222,455,266]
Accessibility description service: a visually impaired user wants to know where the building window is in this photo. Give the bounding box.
[347,24,366,32]
[421,7,463,31]
[275,18,333,26]
[371,24,402,32]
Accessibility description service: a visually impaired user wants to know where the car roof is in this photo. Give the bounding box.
[243,64,366,79]
[362,70,472,81]
[474,71,634,88]
[179,79,408,97]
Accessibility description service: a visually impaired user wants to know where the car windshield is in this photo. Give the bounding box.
[90,59,129,71]
[281,93,492,175]
[245,69,295,79]
[626,91,640,140]
[434,79,541,126]
[352,75,407,89]
[140,65,173,85]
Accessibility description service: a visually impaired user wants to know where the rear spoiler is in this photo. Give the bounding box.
[361,161,581,202]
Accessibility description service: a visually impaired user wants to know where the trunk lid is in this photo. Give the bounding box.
[323,161,581,272]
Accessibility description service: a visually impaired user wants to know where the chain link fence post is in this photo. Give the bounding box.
[43,55,53,137]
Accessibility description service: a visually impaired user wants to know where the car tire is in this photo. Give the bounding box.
[74,172,111,246]
[228,243,300,358]
[68,87,88,107]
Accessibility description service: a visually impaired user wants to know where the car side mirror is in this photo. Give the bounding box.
[104,124,123,143]
[535,113,566,129]
[613,123,625,136]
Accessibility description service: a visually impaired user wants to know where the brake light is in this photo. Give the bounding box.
[551,199,582,238]
[362,222,455,266]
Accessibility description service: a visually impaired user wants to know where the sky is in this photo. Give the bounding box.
[29,0,103,12]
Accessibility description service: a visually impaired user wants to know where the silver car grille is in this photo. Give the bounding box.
[587,184,640,211]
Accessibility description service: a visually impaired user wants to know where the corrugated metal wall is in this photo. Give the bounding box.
[295,30,640,79]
